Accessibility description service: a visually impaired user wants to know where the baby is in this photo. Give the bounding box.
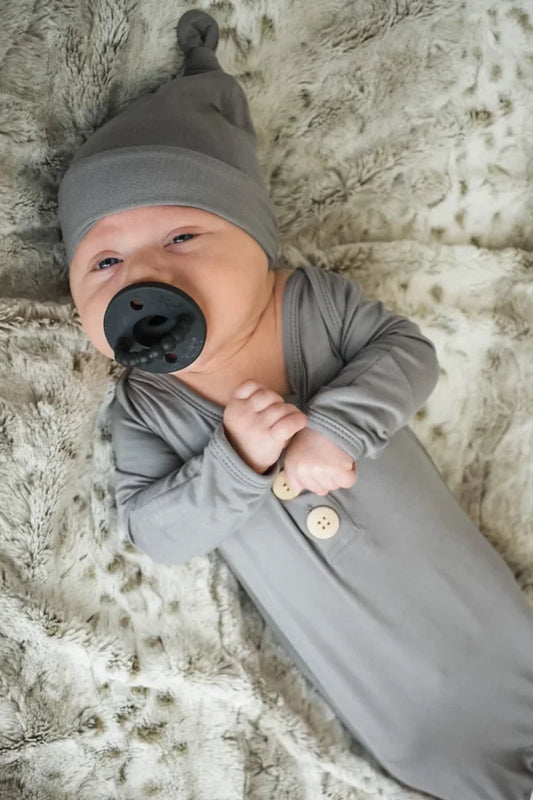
[58,10,533,800]
[69,201,359,488]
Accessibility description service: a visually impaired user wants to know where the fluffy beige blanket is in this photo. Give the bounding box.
[0,1,531,798]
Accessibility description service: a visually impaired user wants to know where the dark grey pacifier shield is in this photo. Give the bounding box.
[103,281,207,374]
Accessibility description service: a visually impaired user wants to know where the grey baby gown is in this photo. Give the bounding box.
[111,264,533,800]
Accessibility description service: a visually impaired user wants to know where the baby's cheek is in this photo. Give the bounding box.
[78,304,115,360]
[95,335,116,361]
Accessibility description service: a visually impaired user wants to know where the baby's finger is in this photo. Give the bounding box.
[270,409,308,443]
[289,473,329,495]
[231,379,262,399]
[336,464,358,488]
[308,477,332,495]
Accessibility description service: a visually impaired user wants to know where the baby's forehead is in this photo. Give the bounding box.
[70,205,225,267]
[84,205,211,242]
[115,205,221,234]
[93,204,211,233]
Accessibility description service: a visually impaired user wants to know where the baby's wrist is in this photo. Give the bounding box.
[223,425,276,475]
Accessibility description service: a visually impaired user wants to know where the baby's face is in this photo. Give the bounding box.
[68,205,270,375]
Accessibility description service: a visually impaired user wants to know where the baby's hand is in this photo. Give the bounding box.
[223,380,308,474]
[283,427,357,496]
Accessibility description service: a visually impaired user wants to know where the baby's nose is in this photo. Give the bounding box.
[119,253,178,290]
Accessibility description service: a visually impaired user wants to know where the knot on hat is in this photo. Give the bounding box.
[177,9,219,56]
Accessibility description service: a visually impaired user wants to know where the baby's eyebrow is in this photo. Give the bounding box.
[80,220,206,259]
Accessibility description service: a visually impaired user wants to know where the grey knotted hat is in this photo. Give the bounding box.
[57,9,281,269]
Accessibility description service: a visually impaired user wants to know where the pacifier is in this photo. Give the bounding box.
[103,281,207,373]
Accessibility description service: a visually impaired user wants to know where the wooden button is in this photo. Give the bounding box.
[306,506,340,539]
[272,469,301,500]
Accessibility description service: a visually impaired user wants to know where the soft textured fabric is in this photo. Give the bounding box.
[111,265,533,800]
[2,1,533,798]
[57,10,281,269]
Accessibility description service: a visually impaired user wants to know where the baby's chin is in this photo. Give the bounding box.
[83,328,115,361]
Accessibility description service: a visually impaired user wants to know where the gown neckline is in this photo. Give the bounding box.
[148,267,302,417]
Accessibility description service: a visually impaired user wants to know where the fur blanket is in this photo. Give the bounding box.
[0,1,532,798]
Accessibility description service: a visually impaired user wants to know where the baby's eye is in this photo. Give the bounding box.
[93,234,197,271]
[93,256,120,271]
[170,233,196,245]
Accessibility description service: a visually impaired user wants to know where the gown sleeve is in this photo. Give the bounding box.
[302,269,440,462]
[110,383,280,565]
